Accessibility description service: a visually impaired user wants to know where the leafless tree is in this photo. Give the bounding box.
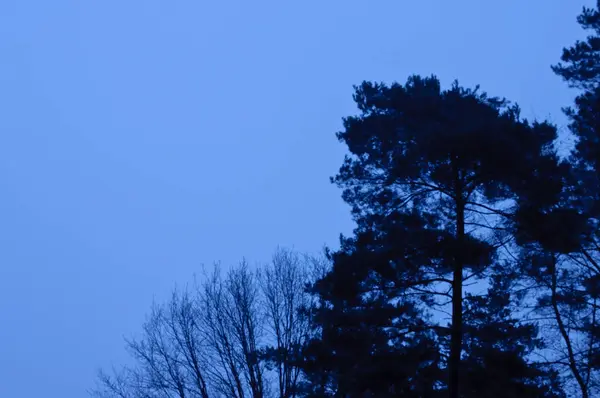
[200,262,265,398]
[92,249,317,398]
[92,289,212,398]
[259,248,312,398]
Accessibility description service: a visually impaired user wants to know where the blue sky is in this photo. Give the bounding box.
[0,1,592,396]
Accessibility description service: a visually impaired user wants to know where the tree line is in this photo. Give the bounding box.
[93,3,600,397]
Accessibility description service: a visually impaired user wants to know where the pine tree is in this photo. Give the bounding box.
[301,213,446,397]
[553,1,600,91]
[305,75,565,397]
[540,2,600,395]
[461,273,565,398]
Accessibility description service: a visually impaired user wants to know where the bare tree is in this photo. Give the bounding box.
[199,265,246,398]
[165,289,211,398]
[259,248,312,398]
[93,293,207,398]
[93,249,317,398]
[200,262,265,398]
[92,367,138,398]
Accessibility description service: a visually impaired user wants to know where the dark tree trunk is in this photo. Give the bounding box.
[550,255,589,398]
[449,174,464,398]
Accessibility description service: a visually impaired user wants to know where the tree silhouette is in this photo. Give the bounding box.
[544,2,600,396]
[553,2,600,91]
[314,75,566,397]
[92,249,316,398]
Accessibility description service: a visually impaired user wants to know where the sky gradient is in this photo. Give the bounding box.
[0,1,593,396]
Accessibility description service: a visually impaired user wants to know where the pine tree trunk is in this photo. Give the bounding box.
[449,177,464,398]
[550,255,588,398]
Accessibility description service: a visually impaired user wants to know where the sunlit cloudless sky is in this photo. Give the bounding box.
[0,1,593,396]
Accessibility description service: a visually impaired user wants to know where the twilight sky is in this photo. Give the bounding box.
[0,1,592,396]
